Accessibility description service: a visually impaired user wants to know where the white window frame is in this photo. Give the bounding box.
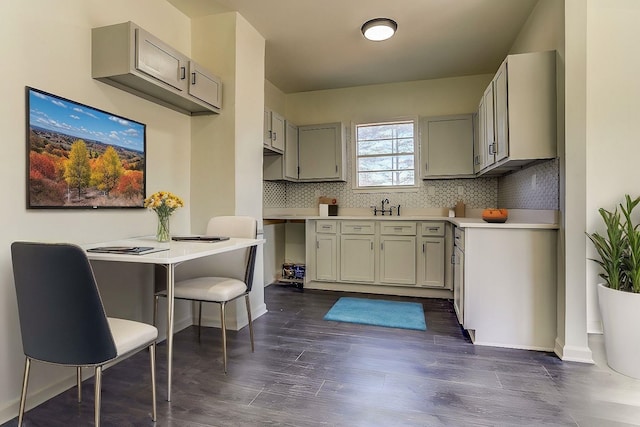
[351,118,420,193]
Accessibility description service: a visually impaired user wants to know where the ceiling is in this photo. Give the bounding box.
[167,0,539,94]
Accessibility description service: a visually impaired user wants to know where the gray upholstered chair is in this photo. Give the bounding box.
[155,216,258,373]
[10,242,157,427]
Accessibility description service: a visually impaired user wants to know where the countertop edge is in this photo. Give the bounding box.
[263,215,559,230]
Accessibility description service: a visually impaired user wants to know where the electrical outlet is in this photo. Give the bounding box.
[457,186,464,196]
[532,174,537,189]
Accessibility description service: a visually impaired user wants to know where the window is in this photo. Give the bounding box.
[354,120,417,189]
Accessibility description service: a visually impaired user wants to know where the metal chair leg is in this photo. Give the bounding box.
[77,366,82,403]
[198,301,203,341]
[153,294,159,326]
[245,294,254,352]
[18,357,30,427]
[94,366,102,427]
[149,343,157,422]
[220,302,227,373]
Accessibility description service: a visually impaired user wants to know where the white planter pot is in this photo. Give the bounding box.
[597,283,640,379]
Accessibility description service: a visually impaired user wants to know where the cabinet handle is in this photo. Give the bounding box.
[353,226,361,230]
[272,131,277,141]
[335,165,338,173]
[422,243,425,253]
[394,227,403,231]
[451,254,456,264]
[180,66,186,80]
[316,241,319,249]
[428,227,439,231]
[425,162,428,171]
[370,242,373,250]
[380,243,384,250]
[322,225,331,229]
[191,72,196,85]
[268,130,273,140]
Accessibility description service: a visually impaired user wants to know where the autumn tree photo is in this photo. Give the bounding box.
[92,145,124,196]
[63,140,91,199]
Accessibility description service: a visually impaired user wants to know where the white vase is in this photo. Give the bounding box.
[597,283,640,379]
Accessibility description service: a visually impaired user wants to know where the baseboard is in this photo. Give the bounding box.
[554,337,594,363]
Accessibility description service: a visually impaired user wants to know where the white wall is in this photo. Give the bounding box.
[190,12,267,328]
[586,0,640,331]
[284,74,492,125]
[0,0,194,421]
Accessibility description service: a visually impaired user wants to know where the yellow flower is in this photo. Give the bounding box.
[144,191,184,216]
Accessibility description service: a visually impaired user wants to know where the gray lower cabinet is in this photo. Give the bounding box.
[311,220,446,289]
[314,221,337,281]
[339,221,376,283]
[379,222,416,285]
[92,21,222,115]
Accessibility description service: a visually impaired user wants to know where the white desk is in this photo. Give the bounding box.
[84,236,264,401]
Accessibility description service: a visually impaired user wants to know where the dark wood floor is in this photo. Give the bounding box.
[5,285,640,426]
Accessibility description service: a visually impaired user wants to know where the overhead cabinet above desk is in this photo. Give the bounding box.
[92,21,222,115]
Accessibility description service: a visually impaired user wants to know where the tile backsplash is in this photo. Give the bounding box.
[264,157,559,212]
[497,158,559,210]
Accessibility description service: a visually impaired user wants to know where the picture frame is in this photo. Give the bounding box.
[26,87,146,209]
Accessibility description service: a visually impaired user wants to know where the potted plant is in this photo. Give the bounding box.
[587,194,640,379]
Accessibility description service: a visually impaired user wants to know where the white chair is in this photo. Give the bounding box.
[155,216,258,373]
[10,242,157,427]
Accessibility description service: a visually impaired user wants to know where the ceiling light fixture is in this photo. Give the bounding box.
[361,18,398,42]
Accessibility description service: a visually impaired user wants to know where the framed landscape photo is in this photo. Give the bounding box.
[26,87,146,209]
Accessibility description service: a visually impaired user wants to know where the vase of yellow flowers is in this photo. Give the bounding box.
[144,191,184,242]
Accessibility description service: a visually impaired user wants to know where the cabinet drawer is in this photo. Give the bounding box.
[420,222,445,236]
[380,222,416,236]
[341,221,375,235]
[316,221,337,234]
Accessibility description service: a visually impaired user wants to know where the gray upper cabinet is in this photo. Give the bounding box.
[420,114,474,179]
[297,122,346,182]
[92,21,222,115]
[188,60,222,109]
[263,109,285,154]
[477,50,556,176]
[135,27,188,92]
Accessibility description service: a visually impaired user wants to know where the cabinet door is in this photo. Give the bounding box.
[482,83,495,167]
[379,236,416,285]
[263,110,285,153]
[417,237,445,288]
[284,121,299,180]
[453,245,464,324]
[298,123,344,181]
[315,234,337,281]
[340,235,375,283]
[188,61,222,109]
[493,61,509,162]
[474,103,486,173]
[270,112,286,152]
[135,28,188,92]
[421,115,474,178]
[263,109,272,147]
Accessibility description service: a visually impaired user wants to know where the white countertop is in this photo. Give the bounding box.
[263,208,559,230]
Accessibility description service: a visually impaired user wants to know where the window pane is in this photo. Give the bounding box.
[355,120,416,189]
[358,157,392,172]
[358,171,392,187]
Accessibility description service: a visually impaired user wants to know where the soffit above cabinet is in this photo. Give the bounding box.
[91,21,222,116]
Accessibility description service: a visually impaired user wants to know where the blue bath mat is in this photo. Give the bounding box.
[323,297,426,331]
